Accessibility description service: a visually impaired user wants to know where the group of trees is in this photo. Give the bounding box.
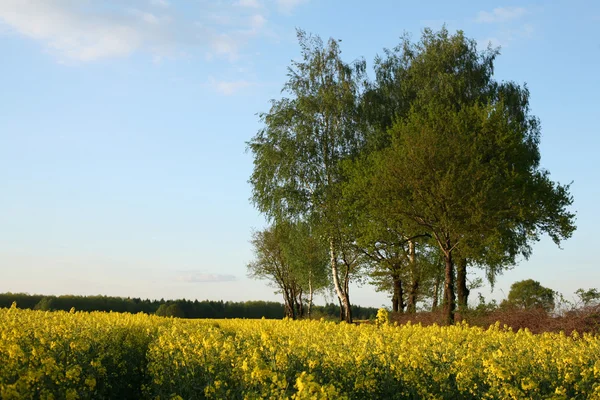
[501,280,600,313]
[247,27,575,324]
[0,293,379,320]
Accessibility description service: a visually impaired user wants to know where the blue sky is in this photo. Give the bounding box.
[0,0,598,308]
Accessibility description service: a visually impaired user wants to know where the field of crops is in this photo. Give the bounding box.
[1,305,600,399]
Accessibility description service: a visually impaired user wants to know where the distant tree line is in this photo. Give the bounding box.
[0,293,378,320]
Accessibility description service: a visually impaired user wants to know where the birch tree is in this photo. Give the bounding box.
[247,30,366,322]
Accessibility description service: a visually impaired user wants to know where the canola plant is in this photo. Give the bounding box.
[1,304,600,399]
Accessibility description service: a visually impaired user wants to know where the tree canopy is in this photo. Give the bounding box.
[248,27,576,324]
[505,279,556,312]
[344,28,575,323]
[247,221,329,319]
[247,29,367,322]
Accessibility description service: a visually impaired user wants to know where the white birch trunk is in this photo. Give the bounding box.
[329,236,350,321]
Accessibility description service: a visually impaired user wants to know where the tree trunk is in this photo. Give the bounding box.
[338,297,344,321]
[406,240,418,313]
[329,237,352,323]
[392,275,404,313]
[407,280,419,313]
[284,289,295,319]
[456,258,470,311]
[297,287,304,319]
[307,272,313,319]
[432,274,440,311]
[442,240,455,325]
[343,267,352,322]
[284,301,292,318]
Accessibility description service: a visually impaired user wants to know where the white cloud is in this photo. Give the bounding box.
[475,7,534,49]
[276,0,307,14]
[210,33,241,60]
[207,12,234,26]
[177,272,237,283]
[128,9,161,25]
[208,77,253,95]
[476,7,527,24]
[202,13,268,60]
[249,14,267,30]
[0,0,272,63]
[478,23,534,50]
[0,0,177,62]
[235,0,261,8]
[150,0,170,7]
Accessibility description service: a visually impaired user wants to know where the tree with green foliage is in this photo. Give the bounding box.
[340,137,438,314]
[155,304,169,317]
[34,297,54,311]
[165,303,185,318]
[574,288,600,307]
[283,221,330,318]
[248,223,303,319]
[349,28,575,324]
[504,279,556,312]
[247,29,367,322]
[248,221,329,319]
[156,303,185,318]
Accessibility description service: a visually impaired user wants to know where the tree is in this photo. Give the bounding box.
[342,151,441,314]
[505,279,555,312]
[156,303,185,318]
[574,288,600,307]
[248,221,329,319]
[247,29,367,322]
[248,223,302,318]
[166,303,185,318]
[155,304,169,317]
[352,28,575,324]
[283,221,330,318]
[34,297,54,311]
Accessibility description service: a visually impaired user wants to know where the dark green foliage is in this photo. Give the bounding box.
[165,303,185,318]
[154,304,169,317]
[345,27,575,324]
[504,279,556,312]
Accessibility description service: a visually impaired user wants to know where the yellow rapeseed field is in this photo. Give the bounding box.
[1,304,599,399]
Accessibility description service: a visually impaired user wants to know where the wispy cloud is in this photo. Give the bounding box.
[249,14,267,30]
[127,9,166,25]
[476,7,527,24]
[235,0,261,8]
[200,12,269,60]
[0,0,271,63]
[177,271,237,283]
[276,0,307,15]
[0,0,144,61]
[475,7,534,49]
[479,23,535,49]
[208,77,254,95]
[150,0,170,8]
[208,33,241,60]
